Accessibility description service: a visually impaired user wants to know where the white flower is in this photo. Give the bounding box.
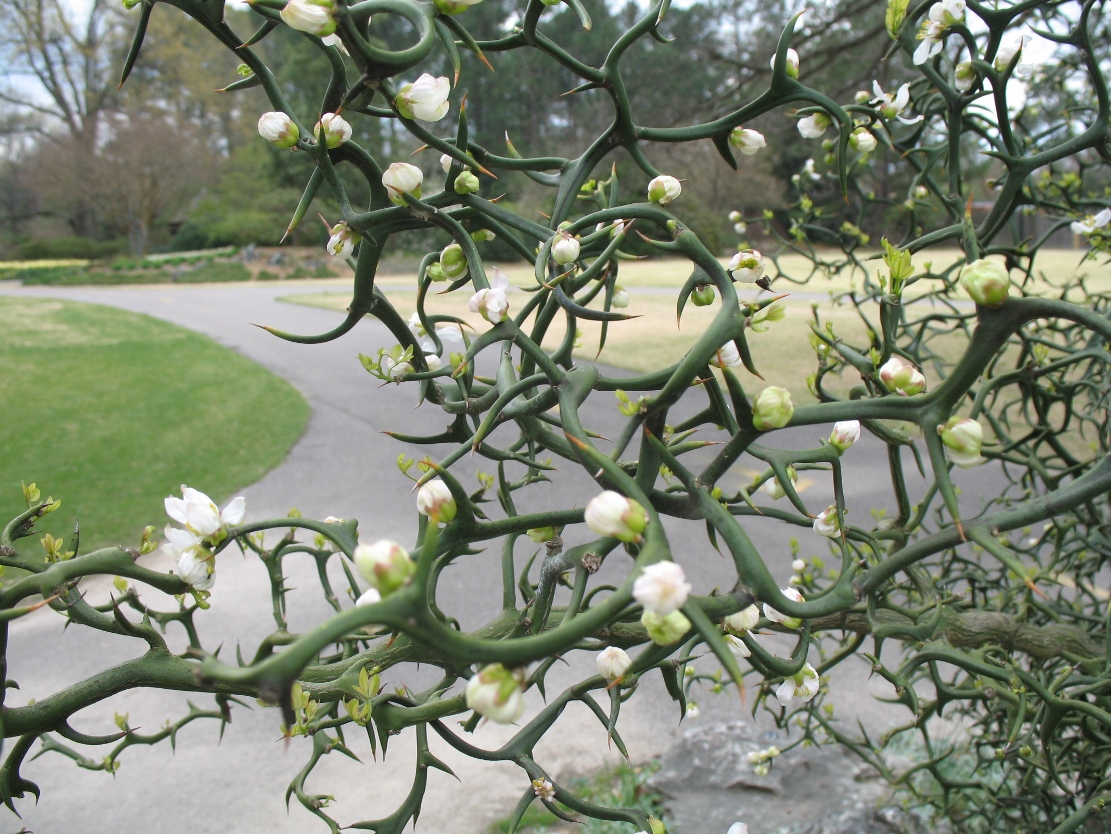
[763,466,796,501]
[633,561,691,617]
[751,386,794,431]
[914,0,964,65]
[321,33,348,55]
[532,779,555,801]
[353,540,413,595]
[995,35,1039,77]
[727,248,763,283]
[465,663,525,723]
[686,702,701,719]
[356,587,382,606]
[416,478,458,523]
[314,112,351,148]
[727,824,750,834]
[380,353,412,381]
[813,504,841,538]
[327,222,360,257]
[395,74,451,122]
[828,420,861,453]
[724,604,760,635]
[552,232,581,265]
[712,341,743,369]
[801,158,821,181]
[775,663,820,706]
[769,47,799,78]
[850,128,877,153]
[878,356,926,396]
[1071,208,1111,235]
[469,267,511,324]
[585,491,649,542]
[165,485,245,543]
[938,417,984,468]
[647,175,681,205]
[724,634,751,658]
[763,587,804,629]
[729,128,766,156]
[871,81,921,124]
[797,112,830,139]
[176,547,215,591]
[257,112,299,148]
[382,162,423,205]
[280,0,336,36]
[596,646,633,680]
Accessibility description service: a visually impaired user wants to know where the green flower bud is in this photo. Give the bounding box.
[960,259,1010,307]
[751,386,794,431]
[454,170,480,194]
[691,285,716,306]
[642,609,691,645]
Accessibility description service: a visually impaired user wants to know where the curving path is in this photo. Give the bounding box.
[0,280,1000,833]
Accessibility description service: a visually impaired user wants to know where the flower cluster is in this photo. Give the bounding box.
[161,486,245,593]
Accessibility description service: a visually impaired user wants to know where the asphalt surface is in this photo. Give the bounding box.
[0,279,1004,833]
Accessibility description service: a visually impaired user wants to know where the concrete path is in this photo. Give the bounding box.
[0,280,999,833]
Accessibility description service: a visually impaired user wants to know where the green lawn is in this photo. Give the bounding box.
[0,297,309,552]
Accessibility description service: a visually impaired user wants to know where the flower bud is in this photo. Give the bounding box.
[394,73,450,122]
[258,112,299,148]
[416,478,458,523]
[440,154,455,173]
[729,127,766,156]
[762,587,804,629]
[314,112,351,148]
[770,47,799,78]
[527,526,557,543]
[878,356,926,396]
[797,112,830,139]
[642,609,692,645]
[632,561,691,616]
[471,229,496,242]
[595,646,632,680]
[326,222,360,258]
[382,162,423,205]
[854,90,871,104]
[691,284,716,307]
[733,222,747,236]
[914,185,929,199]
[955,61,976,92]
[724,604,760,635]
[440,243,468,280]
[724,635,751,658]
[792,559,806,572]
[727,249,763,283]
[454,170,480,194]
[432,0,483,14]
[280,0,336,36]
[585,490,648,543]
[353,540,413,595]
[611,286,630,308]
[712,341,743,369]
[763,466,796,500]
[425,262,445,282]
[828,420,861,453]
[850,127,877,153]
[727,210,742,222]
[177,549,215,590]
[938,416,984,468]
[960,258,1010,307]
[751,386,794,431]
[812,504,841,539]
[647,175,681,206]
[552,232,581,265]
[356,587,382,606]
[465,663,525,723]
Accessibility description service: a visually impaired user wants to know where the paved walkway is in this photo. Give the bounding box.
[0,280,995,833]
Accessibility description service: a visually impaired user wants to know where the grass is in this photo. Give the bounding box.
[0,297,309,552]
[488,761,667,834]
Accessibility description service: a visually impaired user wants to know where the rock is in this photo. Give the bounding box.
[649,720,893,833]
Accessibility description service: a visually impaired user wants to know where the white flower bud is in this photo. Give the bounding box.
[552,232,581,265]
[828,420,861,453]
[382,162,423,205]
[416,478,458,523]
[792,559,806,573]
[797,112,831,139]
[632,561,691,617]
[955,61,976,92]
[850,127,877,153]
[763,466,796,500]
[770,47,799,78]
[440,153,454,173]
[258,112,299,148]
[612,285,630,308]
[724,604,760,635]
[469,267,511,324]
[395,74,451,122]
[280,0,336,36]
[686,702,701,719]
[878,356,926,396]
[465,663,525,723]
[314,112,351,148]
[595,646,632,680]
[712,341,743,369]
[647,175,682,206]
[353,540,413,595]
[733,222,747,235]
[763,587,804,629]
[751,386,794,431]
[729,127,766,156]
[960,259,1010,307]
[938,417,984,468]
[585,490,648,543]
[813,504,841,538]
[727,210,742,222]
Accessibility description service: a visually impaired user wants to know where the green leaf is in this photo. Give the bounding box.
[885,0,909,39]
